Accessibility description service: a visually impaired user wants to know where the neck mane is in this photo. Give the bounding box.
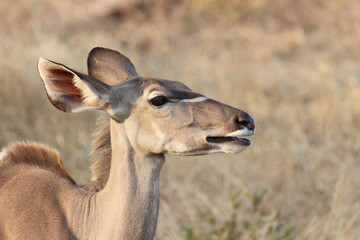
[88,114,112,191]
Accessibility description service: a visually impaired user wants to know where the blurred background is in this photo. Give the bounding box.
[1,0,360,239]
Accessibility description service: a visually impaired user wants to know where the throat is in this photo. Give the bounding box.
[95,120,165,240]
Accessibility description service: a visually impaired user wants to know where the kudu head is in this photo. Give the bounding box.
[38,47,254,156]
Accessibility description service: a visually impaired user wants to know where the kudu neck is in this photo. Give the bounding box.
[96,119,165,240]
[107,119,165,178]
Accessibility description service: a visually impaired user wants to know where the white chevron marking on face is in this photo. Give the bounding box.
[179,97,208,103]
[152,122,165,140]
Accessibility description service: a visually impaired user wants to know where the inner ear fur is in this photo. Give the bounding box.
[87,47,139,85]
[38,57,110,113]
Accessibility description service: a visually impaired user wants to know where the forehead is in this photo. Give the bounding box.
[110,77,200,99]
[111,77,190,90]
[144,78,203,100]
[145,78,191,91]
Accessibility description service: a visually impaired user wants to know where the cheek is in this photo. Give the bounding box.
[125,113,166,153]
[124,105,200,153]
[139,126,165,154]
[151,122,166,142]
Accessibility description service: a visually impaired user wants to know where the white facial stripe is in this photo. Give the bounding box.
[148,91,209,104]
[179,97,208,103]
[151,122,165,140]
[226,129,254,137]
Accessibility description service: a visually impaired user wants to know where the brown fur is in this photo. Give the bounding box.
[0,142,75,184]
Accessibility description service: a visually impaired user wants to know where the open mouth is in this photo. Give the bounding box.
[206,136,251,146]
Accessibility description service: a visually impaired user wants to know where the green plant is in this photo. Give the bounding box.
[184,188,293,240]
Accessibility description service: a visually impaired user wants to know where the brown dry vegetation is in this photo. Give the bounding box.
[1,0,360,239]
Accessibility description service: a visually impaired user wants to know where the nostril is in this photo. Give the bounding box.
[239,120,252,130]
[235,116,255,131]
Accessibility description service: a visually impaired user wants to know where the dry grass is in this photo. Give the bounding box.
[1,0,360,239]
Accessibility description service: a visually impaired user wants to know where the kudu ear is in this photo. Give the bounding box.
[38,57,110,113]
[87,47,139,84]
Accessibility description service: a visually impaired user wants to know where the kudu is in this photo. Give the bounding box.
[0,47,255,240]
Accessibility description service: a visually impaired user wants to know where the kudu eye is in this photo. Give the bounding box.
[150,95,169,107]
